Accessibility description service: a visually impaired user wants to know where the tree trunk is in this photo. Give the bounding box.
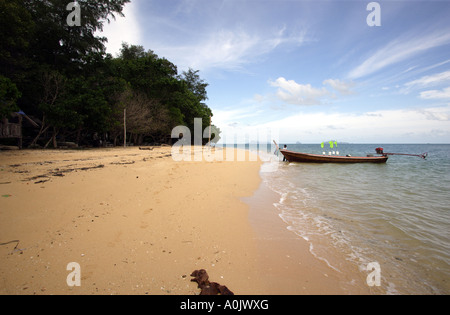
[44,127,59,148]
[128,132,133,146]
[76,127,82,146]
[52,127,58,148]
[29,114,49,148]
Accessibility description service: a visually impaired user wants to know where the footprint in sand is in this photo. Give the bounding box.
[140,222,149,229]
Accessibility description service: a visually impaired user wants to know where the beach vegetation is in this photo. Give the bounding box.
[0,76,21,119]
[0,0,216,148]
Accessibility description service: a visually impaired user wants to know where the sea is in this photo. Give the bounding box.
[252,143,450,295]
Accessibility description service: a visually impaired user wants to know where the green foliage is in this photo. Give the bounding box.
[181,68,209,102]
[0,75,21,118]
[1,1,214,147]
[22,0,130,74]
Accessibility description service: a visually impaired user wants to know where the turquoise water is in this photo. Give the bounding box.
[259,144,450,294]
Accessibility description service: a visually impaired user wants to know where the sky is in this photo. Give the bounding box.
[99,0,450,144]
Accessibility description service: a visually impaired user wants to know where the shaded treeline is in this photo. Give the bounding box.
[0,0,218,148]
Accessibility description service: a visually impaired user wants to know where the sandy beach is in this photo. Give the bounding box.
[0,147,370,295]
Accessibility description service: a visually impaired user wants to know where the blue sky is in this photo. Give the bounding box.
[100,0,450,143]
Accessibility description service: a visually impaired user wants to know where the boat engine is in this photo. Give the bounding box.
[375,147,384,154]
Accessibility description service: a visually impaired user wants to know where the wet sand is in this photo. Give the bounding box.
[246,182,372,295]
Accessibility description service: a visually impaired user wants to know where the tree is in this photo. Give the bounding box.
[22,0,130,74]
[0,0,35,82]
[178,69,212,143]
[29,70,67,148]
[1,2,215,148]
[0,75,21,118]
[181,68,209,103]
[14,0,130,114]
[10,0,130,147]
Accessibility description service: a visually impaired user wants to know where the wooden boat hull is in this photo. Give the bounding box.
[280,150,388,164]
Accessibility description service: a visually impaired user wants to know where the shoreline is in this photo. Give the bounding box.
[245,164,375,295]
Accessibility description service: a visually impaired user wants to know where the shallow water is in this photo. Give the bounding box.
[257,144,450,294]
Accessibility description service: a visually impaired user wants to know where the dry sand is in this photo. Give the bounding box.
[0,147,369,295]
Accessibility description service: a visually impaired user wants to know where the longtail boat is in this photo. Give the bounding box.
[279,149,389,164]
[273,141,427,164]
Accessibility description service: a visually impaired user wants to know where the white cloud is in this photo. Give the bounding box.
[97,1,142,57]
[155,27,307,72]
[420,87,450,100]
[323,79,355,95]
[348,31,450,79]
[184,29,261,71]
[267,77,355,106]
[419,59,450,73]
[214,106,262,125]
[404,70,450,90]
[269,77,330,106]
[213,99,450,143]
[399,70,450,97]
[416,106,450,121]
[261,106,450,143]
[97,1,309,72]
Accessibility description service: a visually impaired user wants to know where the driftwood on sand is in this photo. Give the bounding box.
[190,269,234,295]
[24,165,105,184]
